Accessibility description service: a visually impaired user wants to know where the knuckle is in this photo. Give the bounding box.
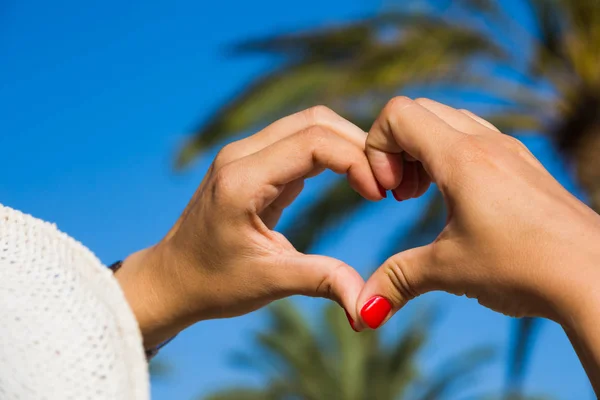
[503,135,529,155]
[315,262,345,302]
[384,96,413,115]
[303,105,336,125]
[382,256,419,305]
[300,125,330,148]
[214,142,240,168]
[211,162,239,203]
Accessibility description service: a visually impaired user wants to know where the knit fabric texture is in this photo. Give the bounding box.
[0,203,149,399]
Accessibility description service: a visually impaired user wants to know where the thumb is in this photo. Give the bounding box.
[279,254,365,331]
[356,245,437,330]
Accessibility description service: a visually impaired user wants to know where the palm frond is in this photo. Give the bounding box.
[558,0,600,87]
[323,304,374,400]
[380,307,437,399]
[451,0,501,14]
[255,300,336,399]
[485,112,544,134]
[558,0,600,44]
[345,31,503,97]
[426,70,557,113]
[179,10,506,169]
[205,300,498,400]
[230,11,497,58]
[431,0,509,38]
[203,379,295,400]
[527,0,571,80]
[417,346,496,400]
[175,62,343,168]
[230,17,381,61]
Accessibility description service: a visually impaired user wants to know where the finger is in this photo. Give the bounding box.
[391,160,419,201]
[232,126,382,212]
[356,245,438,329]
[215,106,367,167]
[366,96,464,189]
[459,109,501,132]
[413,162,432,198]
[279,254,366,330]
[260,179,305,229]
[415,98,495,135]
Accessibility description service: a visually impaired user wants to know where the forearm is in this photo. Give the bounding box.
[563,312,600,394]
[559,273,600,395]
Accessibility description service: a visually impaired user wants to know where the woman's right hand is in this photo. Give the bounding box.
[355,97,600,331]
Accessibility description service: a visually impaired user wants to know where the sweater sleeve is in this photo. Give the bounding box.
[0,204,149,400]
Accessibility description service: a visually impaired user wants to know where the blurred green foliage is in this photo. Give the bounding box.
[204,301,501,400]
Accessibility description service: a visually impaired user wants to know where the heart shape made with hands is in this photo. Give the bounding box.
[168,97,569,337]
[209,104,433,332]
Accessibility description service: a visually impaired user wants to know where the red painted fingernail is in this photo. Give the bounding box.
[345,310,359,332]
[360,296,392,329]
[377,183,387,198]
[392,190,403,202]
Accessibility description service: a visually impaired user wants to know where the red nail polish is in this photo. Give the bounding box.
[377,183,387,198]
[392,190,403,202]
[360,296,392,329]
[345,310,359,332]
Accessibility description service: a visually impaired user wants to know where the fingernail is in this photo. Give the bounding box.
[377,183,387,198]
[360,296,392,329]
[345,310,359,332]
[392,190,403,202]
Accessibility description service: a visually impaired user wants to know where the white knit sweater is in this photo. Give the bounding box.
[0,204,149,399]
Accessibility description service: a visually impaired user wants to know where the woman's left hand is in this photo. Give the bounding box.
[116,106,385,347]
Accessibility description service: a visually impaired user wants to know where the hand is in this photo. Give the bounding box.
[116,106,385,347]
[354,97,600,331]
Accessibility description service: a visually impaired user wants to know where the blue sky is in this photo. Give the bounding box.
[0,0,593,398]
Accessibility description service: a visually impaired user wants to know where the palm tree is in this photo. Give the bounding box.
[203,300,499,400]
[177,0,600,396]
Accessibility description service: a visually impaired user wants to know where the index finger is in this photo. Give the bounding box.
[366,97,465,189]
[216,106,368,168]
[231,125,382,213]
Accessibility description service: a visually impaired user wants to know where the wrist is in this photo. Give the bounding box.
[557,269,600,394]
[553,262,600,329]
[115,244,195,348]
